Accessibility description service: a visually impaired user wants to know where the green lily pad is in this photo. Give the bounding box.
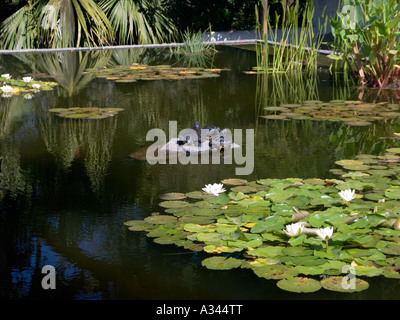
[320,276,369,293]
[247,246,284,258]
[230,185,258,193]
[252,264,299,280]
[123,220,153,231]
[50,106,124,120]
[221,178,248,186]
[201,256,244,270]
[291,255,326,266]
[159,200,190,208]
[281,246,313,257]
[260,114,288,120]
[264,106,290,112]
[335,159,364,167]
[159,192,187,200]
[276,277,322,293]
[186,191,213,200]
[183,223,216,233]
[144,215,178,225]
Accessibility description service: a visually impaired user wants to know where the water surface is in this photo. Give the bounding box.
[1,46,400,300]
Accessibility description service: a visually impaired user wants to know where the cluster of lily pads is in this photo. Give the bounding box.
[48,107,124,120]
[261,100,400,126]
[124,148,400,294]
[84,63,227,82]
[0,73,57,98]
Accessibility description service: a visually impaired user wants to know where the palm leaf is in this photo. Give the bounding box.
[100,0,176,44]
[0,2,39,49]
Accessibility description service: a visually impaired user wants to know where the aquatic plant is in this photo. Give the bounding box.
[48,107,124,120]
[338,188,357,204]
[125,147,400,293]
[172,27,217,56]
[328,0,400,88]
[202,183,226,197]
[84,63,227,82]
[0,74,57,97]
[260,99,400,126]
[255,0,328,73]
[168,27,218,68]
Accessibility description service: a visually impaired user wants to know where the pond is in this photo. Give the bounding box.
[1,45,400,300]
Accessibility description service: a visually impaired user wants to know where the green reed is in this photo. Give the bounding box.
[256,0,327,74]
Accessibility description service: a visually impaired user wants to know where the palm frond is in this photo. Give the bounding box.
[100,0,176,44]
[0,2,39,49]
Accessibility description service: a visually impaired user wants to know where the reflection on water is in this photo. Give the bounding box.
[1,46,400,299]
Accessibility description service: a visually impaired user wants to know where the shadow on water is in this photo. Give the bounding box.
[1,46,400,299]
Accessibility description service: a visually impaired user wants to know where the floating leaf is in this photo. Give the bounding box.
[252,264,299,280]
[159,192,187,200]
[144,215,178,225]
[221,178,248,186]
[49,107,123,120]
[320,276,369,293]
[277,277,322,293]
[201,256,244,270]
[159,200,190,208]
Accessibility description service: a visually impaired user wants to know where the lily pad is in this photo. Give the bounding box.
[276,277,322,293]
[221,178,248,186]
[86,63,225,82]
[260,115,288,120]
[144,215,178,225]
[159,192,187,200]
[49,107,124,120]
[201,256,244,270]
[320,276,369,293]
[252,264,299,280]
[159,200,190,208]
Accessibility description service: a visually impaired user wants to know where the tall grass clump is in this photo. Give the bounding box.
[255,0,327,74]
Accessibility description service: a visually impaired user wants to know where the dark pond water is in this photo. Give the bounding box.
[1,45,400,300]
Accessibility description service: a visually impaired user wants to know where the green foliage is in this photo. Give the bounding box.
[0,0,176,49]
[0,0,114,49]
[99,0,176,45]
[173,27,217,55]
[255,0,328,73]
[329,0,400,87]
[125,145,400,293]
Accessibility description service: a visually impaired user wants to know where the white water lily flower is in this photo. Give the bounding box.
[283,222,306,237]
[315,226,334,240]
[1,85,13,93]
[23,76,33,83]
[1,74,11,80]
[202,183,226,196]
[338,189,357,202]
[32,83,41,89]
